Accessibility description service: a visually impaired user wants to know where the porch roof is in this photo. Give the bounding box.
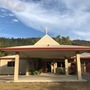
[0,45,90,59]
[0,35,90,58]
[1,45,90,51]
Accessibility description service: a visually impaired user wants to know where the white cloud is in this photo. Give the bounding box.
[1,9,6,12]
[74,31,90,36]
[12,19,19,22]
[8,13,14,16]
[0,0,90,40]
[0,0,26,12]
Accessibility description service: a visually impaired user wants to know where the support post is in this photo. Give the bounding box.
[51,62,54,73]
[26,59,30,76]
[53,62,57,74]
[74,59,76,62]
[84,62,86,74]
[14,55,19,82]
[65,58,68,75]
[76,53,82,80]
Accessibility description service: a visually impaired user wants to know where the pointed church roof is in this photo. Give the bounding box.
[34,35,60,46]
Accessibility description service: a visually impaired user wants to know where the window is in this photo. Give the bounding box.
[7,61,15,67]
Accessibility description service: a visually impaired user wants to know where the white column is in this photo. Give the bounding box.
[51,63,54,73]
[76,53,82,80]
[14,55,19,82]
[26,59,30,76]
[0,60,1,74]
[54,63,57,74]
[74,59,76,62]
[65,58,68,75]
[84,62,86,74]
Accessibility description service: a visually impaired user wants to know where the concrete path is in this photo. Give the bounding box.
[0,73,89,82]
[18,73,86,82]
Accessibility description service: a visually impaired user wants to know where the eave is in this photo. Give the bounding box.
[1,46,90,52]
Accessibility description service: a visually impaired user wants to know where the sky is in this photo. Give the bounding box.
[0,0,90,40]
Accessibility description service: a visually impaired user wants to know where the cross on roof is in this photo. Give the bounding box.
[44,26,49,35]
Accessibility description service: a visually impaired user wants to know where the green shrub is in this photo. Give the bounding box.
[29,69,43,75]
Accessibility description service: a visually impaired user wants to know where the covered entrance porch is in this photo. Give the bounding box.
[1,47,89,82]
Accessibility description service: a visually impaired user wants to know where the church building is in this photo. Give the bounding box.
[0,32,90,82]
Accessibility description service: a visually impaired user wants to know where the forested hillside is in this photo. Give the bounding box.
[0,35,90,48]
[0,37,40,48]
